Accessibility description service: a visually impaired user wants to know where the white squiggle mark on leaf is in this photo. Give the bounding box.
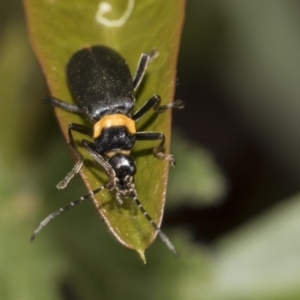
[96,0,134,27]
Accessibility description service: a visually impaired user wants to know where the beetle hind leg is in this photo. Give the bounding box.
[132,49,159,91]
[43,95,84,114]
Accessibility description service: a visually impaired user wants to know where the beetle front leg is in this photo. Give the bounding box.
[135,132,176,166]
[56,123,93,189]
[81,140,117,188]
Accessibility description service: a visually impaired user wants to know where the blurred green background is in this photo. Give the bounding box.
[1,1,300,299]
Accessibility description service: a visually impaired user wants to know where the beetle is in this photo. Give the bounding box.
[31,45,183,255]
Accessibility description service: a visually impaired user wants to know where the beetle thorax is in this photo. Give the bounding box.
[93,114,136,138]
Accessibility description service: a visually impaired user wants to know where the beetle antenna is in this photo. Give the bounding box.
[30,184,107,242]
[129,188,178,256]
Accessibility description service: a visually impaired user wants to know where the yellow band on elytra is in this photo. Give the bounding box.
[93,114,136,138]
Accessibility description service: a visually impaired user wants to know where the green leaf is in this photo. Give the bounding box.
[23,0,185,260]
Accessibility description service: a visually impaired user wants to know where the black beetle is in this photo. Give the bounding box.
[31,45,183,255]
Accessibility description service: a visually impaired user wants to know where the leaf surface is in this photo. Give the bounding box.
[23,0,185,260]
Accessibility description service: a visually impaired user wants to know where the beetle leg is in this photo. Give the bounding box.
[132,53,150,91]
[132,95,160,120]
[43,95,84,114]
[81,140,117,188]
[154,98,184,113]
[132,50,159,91]
[135,131,176,166]
[132,95,184,121]
[56,123,93,189]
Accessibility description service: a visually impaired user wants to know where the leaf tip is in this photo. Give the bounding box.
[137,249,146,264]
